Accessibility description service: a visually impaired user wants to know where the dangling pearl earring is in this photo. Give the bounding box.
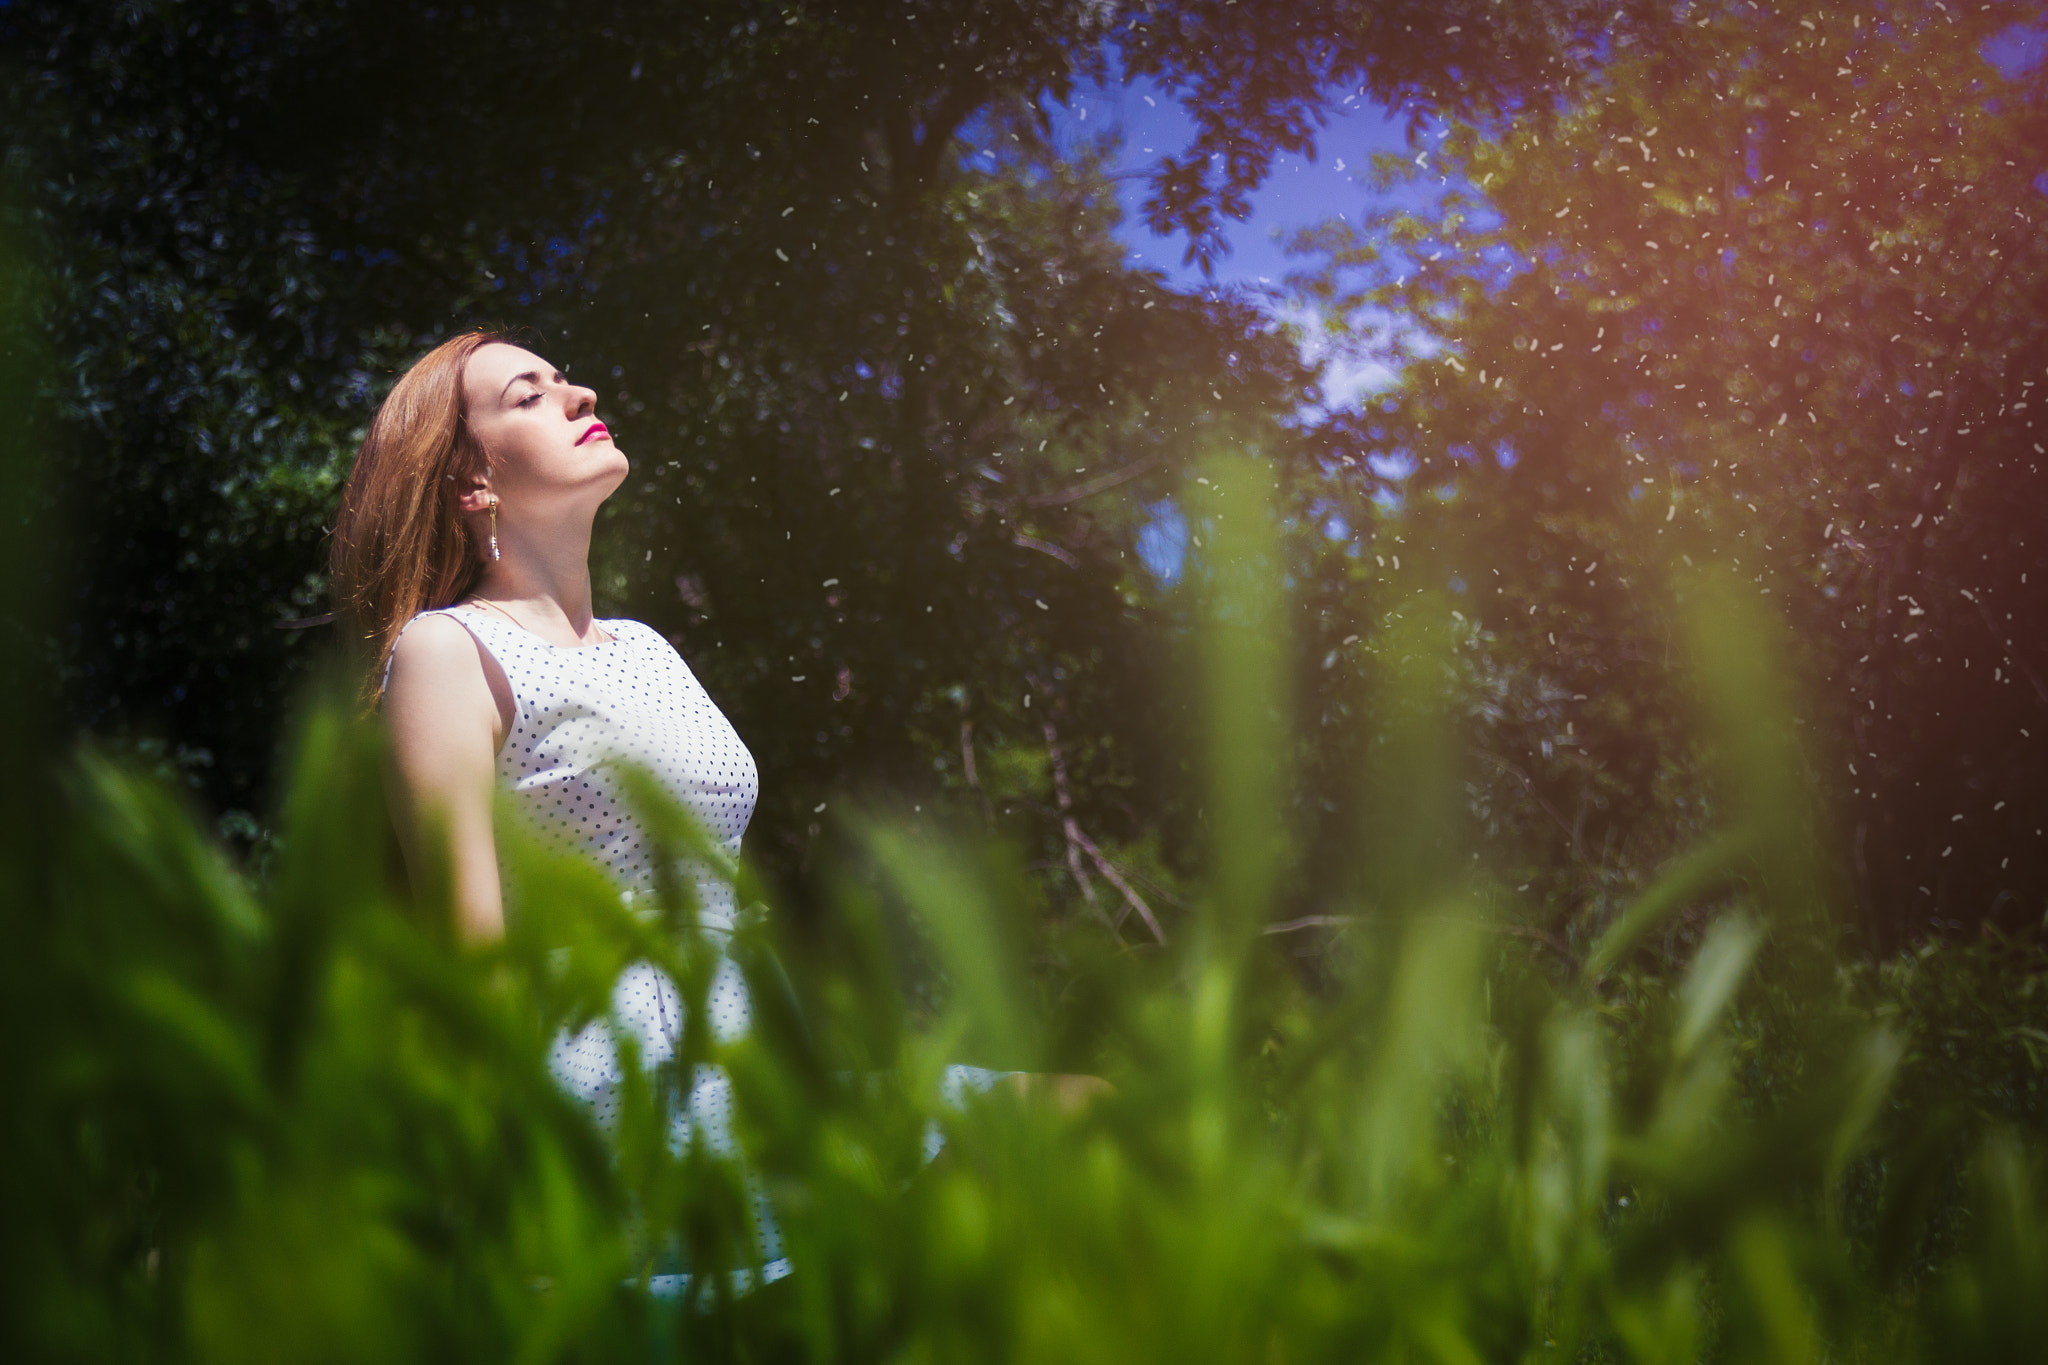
[488,494,501,562]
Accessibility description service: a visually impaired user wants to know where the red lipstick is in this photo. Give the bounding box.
[577,421,611,446]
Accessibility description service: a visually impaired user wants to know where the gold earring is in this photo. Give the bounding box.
[488,495,501,562]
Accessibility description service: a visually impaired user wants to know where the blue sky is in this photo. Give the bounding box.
[1031,72,1464,416]
[1051,78,1422,291]
[1050,19,2046,302]
[1035,76,1440,584]
[1039,20,2048,584]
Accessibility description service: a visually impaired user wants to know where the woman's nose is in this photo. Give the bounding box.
[567,384,597,417]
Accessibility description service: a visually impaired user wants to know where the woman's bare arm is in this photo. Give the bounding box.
[381,614,513,944]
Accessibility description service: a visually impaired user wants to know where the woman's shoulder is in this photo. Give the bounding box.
[382,611,498,705]
[603,619,706,674]
[390,607,491,657]
[604,617,671,649]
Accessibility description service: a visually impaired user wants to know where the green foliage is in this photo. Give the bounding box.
[7,470,2047,1365]
[0,0,1315,890]
[7,8,2048,1347]
[1290,0,2048,942]
[11,0,2039,953]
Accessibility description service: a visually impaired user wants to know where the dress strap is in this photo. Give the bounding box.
[378,606,504,697]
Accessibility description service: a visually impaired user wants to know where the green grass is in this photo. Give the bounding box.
[3,459,2045,1365]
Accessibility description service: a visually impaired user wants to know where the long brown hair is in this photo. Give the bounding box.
[329,331,515,696]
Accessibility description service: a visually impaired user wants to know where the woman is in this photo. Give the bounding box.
[330,331,1026,1288]
[332,332,735,941]
[332,331,785,1281]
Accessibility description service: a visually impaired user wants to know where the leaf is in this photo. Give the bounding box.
[1585,830,1748,983]
[1671,913,1762,1062]
[863,820,1035,1069]
[116,968,268,1119]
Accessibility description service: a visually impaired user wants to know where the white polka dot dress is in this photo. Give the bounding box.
[398,606,783,1276]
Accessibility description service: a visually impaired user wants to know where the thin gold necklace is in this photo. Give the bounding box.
[464,595,612,645]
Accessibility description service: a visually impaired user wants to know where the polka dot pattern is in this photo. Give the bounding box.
[407,607,777,1266]
[420,610,757,927]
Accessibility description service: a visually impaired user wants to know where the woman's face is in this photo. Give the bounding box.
[461,343,628,517]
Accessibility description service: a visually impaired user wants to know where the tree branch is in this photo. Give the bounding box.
[1025,455,1162,507]
[1042,717,1165,943]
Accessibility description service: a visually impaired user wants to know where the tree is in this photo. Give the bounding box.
[1290,0,2048,944]
[0,0,1312,925]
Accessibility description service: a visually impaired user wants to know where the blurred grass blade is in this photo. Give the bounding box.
[498,825,651,1034]
[1870,1104,1965,1285]
[1951,1131,2048,1348]
[1193,448,1287,948]
[1356,908,1486,1205]
[1675,565,1830,946]
[1728,1216,1819,1365]
[1545,1010,1611,1214]
[270,685,393,925]
[71,750,266,945]
[1359,597,1463,913]
[263,695,392,1087]
[614,763,731,940]
[1825,1028,1902,1185]
[864,821,1033,1067]
[1583,830,1746,983]
[115,968,269,1120]
[1672,914,1762,1062]
[1605,1270,1702,1365]
[1413,1314,1487,1365]
[1736,1219,1818,1365]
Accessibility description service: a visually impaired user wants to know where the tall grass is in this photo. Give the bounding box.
[4,444,2046,1364]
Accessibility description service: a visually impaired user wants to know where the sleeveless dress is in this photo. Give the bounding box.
[394,607,785,1281]
[391,607,1007,1292]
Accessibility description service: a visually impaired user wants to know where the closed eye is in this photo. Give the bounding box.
[517,392,544,407]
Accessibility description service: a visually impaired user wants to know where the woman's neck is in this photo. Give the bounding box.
[466,522,604,645]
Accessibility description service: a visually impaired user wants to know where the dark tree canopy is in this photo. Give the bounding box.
[1287,0,2048,945]
[4,0,2043,945]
